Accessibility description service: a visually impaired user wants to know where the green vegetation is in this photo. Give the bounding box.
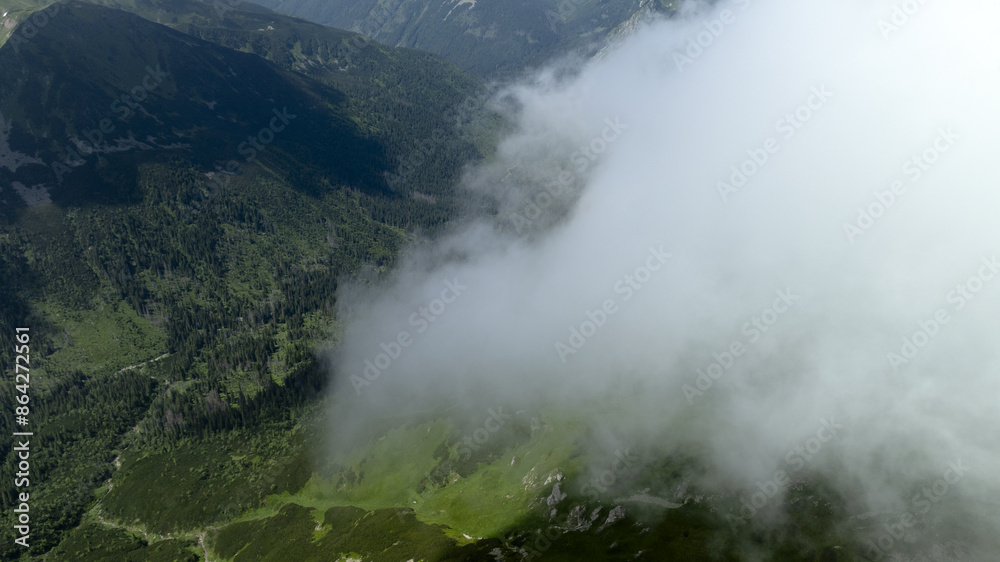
[100,426,313,534]
[0,0,494,557]
[47,523,200,561]
[208,502,502,562]
[194,405,861,560]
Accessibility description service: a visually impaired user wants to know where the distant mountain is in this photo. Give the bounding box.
[2,2,385,204]
[245,0,678,76]
[0,0,488,210]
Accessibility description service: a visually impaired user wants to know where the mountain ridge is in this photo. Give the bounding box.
[246,0,679,77]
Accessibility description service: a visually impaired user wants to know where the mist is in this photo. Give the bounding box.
[326,0,1000,557]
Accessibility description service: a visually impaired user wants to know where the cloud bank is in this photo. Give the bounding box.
[328,0,1000,557]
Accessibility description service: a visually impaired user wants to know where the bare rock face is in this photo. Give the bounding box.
[547,482,567,507]
[599,505,626,531]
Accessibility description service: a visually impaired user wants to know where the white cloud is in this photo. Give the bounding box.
[328,0,1000,555]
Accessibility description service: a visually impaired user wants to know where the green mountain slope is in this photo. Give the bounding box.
[0,1,493,558]
[0,0,490,204]
[1,3,391,201]
[191,404,860,561]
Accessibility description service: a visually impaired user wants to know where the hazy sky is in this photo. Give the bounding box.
[329,0,1000,556]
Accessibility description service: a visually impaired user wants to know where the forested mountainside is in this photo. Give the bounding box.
[0,0,496,556]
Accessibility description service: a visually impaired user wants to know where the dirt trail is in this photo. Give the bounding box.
[117,353,170,373]
[90,434,218,561]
